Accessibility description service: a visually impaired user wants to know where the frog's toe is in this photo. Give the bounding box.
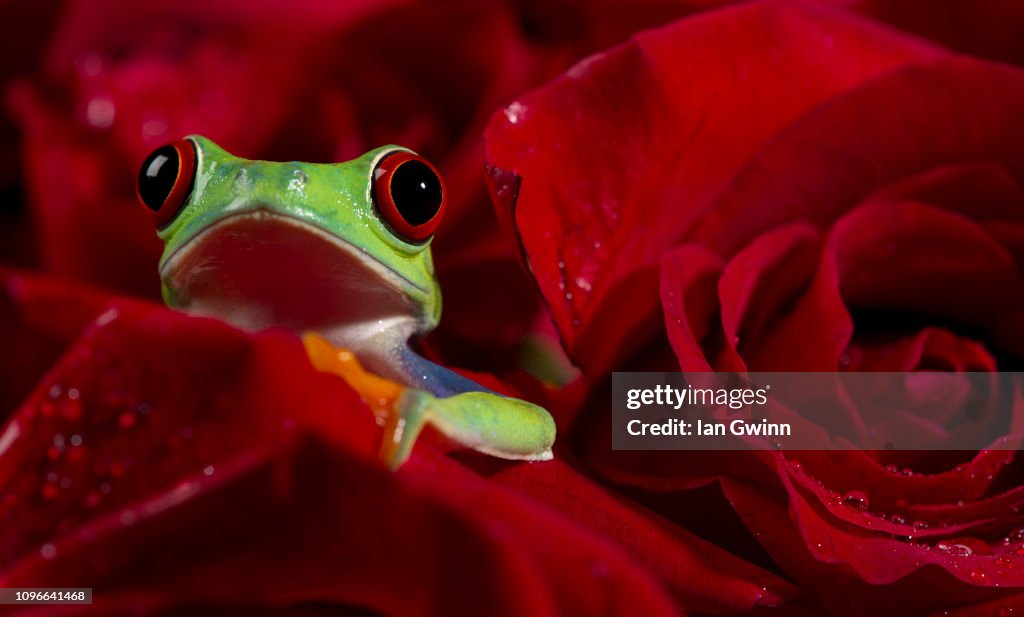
[378,389,431,469]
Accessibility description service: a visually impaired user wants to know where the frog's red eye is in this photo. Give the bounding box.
[137,139,197,229]
[372,150,446,242]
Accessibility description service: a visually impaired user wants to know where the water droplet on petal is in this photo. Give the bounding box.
[503,101,527,125]
[935,543,973,557]
[842,491,869,512]
[969,568,987,584]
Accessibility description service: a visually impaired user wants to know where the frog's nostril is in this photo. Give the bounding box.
[290,168,309,188]
[233,166,254,190]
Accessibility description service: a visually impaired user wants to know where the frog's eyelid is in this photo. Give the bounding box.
[367,146,415,178]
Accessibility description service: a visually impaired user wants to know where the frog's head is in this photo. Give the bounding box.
[137,135,444,346]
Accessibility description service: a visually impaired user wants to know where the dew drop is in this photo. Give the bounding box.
[913,520,930,531]
[889,515,907,526]
[503,101,526,125]
[969,568,987,584]
[40,543,56,559]
[203,465,215,477]
[935,543,973,557]
[842,491,869,512]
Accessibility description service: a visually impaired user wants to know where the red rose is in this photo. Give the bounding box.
[486,1,1024,613]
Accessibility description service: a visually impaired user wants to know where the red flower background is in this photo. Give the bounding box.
[3,0,1024,614]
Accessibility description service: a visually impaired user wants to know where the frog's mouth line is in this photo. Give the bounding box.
[158,210,427,346]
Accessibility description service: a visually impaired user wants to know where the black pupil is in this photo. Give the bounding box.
[391,160,442,226]
[138,145,180,211]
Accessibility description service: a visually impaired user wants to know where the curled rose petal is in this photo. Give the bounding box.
[485,0,943,377]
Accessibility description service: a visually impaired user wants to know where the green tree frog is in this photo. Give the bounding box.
[136,136,555,468]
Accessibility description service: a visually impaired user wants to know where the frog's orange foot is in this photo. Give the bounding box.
[303,332,418,468]
[302,332,404,417]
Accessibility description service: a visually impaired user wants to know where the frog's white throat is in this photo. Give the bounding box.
[159,210,426,350]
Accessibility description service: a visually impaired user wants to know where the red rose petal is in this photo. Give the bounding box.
[845,0,1024,67]
[4,437,682,616]
[730,229,852,371]
[485,0,943,377]
[721,474,1008,616]
[695,58,1024,256]
[866,162,1024,223]
[0,268,121,420]
[489,458,801,612]
[829,201,1022,323]
[659,245,726,372]
[846,327,998,372]
[716,222,823,371]
[0,290,680,616]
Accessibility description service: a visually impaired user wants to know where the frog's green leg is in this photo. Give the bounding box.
[303,333,555,469]
[383,388,555,469]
